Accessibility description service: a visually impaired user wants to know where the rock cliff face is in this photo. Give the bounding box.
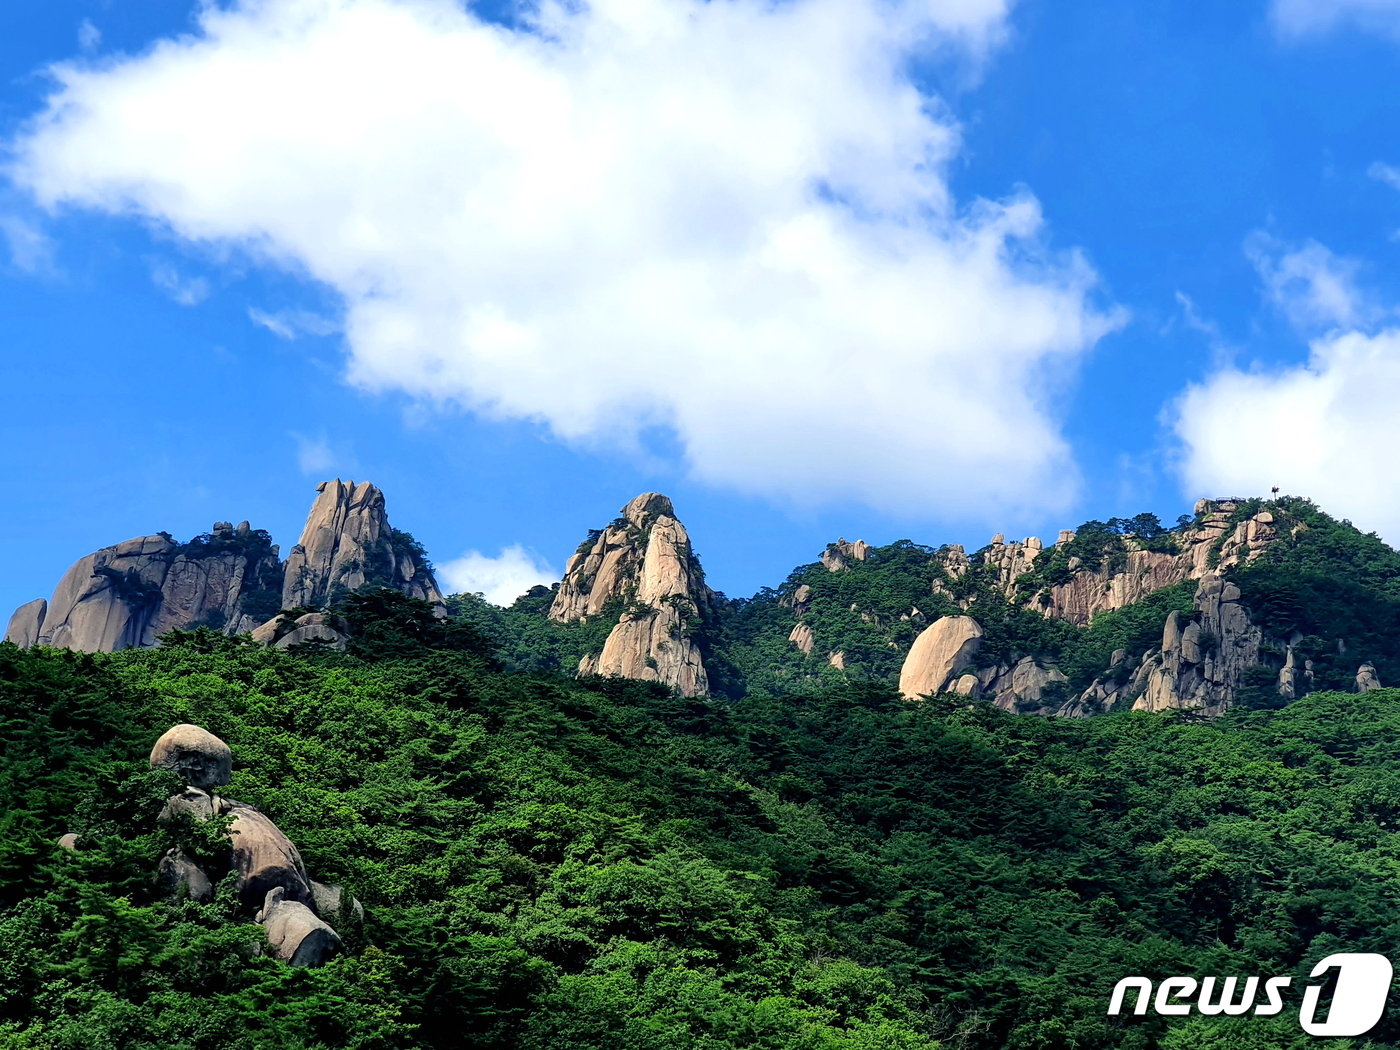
[981,535,1044,594]
[1060,572,1266,717]
[1129,574,1263,716]
[4,525,283,652]
[281,480,442,610]
[1035,503,1284,625]
[6,482,441,653]
[880,501,1304,714]
[962,658,1071,714]
[925,501,1289,629]
[555,494,713,697]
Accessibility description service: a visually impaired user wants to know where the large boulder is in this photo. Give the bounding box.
[4,599,47,647]
[150,725,233,790]
[156,849,215,903]
[257,887,342,967]
[899,615,984,699]
[223,801,315,907]
[1357,663,1383,693]
[311,880,364,927]
[159,786,220,822]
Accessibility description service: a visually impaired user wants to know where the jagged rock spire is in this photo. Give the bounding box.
[281,480,442,610]
[553,492,712,696]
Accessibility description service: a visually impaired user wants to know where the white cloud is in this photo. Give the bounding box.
[0,215,57,274]
[1173,327,1400,538]
[8,0,1122,520]
[1272,0,1400,39]
[250,306,338,339]
[439,545,558,606]
[149,260,210,305]
[1370,161,1400,192]
[78,20,101,52]
[1245,233,1371,332]
[290,431,347,475]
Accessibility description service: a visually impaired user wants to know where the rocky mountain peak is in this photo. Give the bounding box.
[553,493,712,696]
[1,530,285,653]
[4,480,441,653]
[820,538,871,572]
[281,479,442,610]
[621,491,676,528]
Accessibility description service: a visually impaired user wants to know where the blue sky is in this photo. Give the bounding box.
[4,0,1400,613]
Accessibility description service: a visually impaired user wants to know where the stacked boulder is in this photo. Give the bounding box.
[145,724,354,967]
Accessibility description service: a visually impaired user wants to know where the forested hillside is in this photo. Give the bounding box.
[7,600,1400,1048]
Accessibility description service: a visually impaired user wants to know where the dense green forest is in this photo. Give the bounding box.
[6,589,1400,1049]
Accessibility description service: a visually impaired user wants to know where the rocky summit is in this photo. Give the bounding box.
[282,480,442,611]
[3,524,282,652]
[552,493,714,697]
[4,481,442,653]
[8,487,1398,718]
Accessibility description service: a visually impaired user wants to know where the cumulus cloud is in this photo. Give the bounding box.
[8,0,1121,520]
[1174,328,1400,538]
[1245,233,1372,332]
[439,545,558,606]
[1272,0,1400,39]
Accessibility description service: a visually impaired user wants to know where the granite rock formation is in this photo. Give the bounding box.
[967,657,1071,714]
[257,887,343,967]
[1061,572,1266,717]
[281,480,442,610]
[820,539,871,572]
[250,611,352,650]
[6,482,441,653]
[554,493,713,696]
[4,524,280,651]
[1357,663,1383,693]
[924,501,1291,629]
[788,622,815,655]
[899,615,983,699]
[4,599,46,648]
[140,724,351,966]
[151,724,233,791]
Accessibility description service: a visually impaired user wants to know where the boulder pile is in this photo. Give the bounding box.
[60,723,358,968]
